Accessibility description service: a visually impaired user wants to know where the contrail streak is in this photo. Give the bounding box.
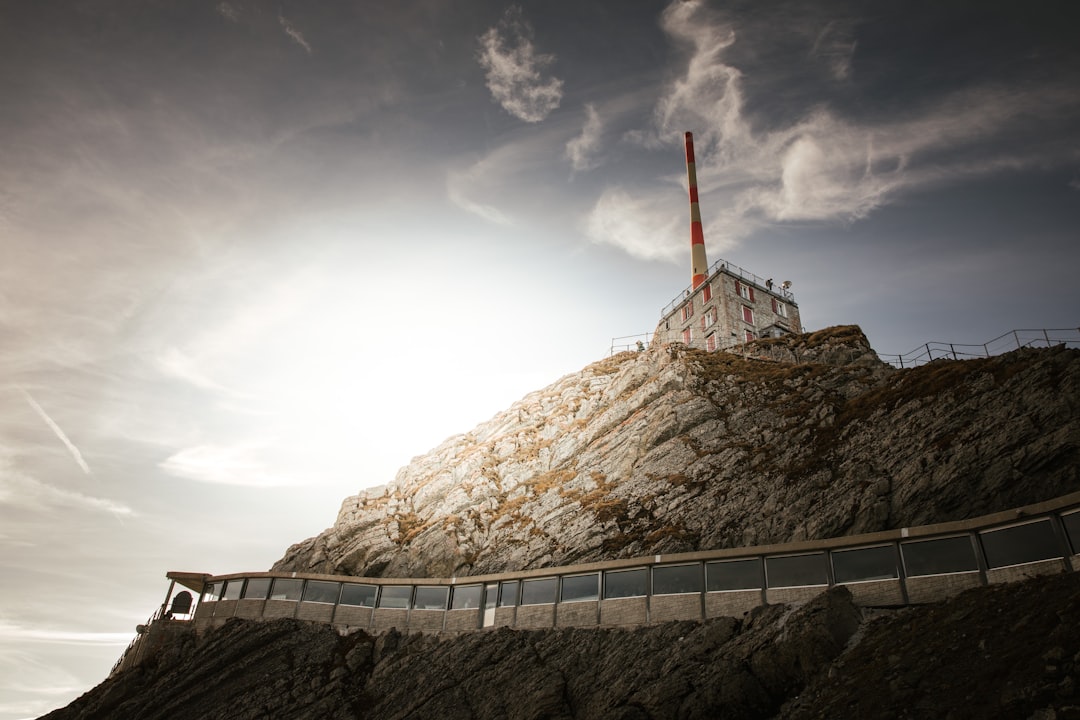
[19,388,92,475]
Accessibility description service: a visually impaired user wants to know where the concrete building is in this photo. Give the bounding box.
[652,259,802,352]
[652,132,801,352]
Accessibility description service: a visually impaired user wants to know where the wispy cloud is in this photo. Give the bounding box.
[0,620,130,647]
[584,188,683,261]
[811,20,858,81]
[279,13,312,54]
[18,389,91,476]
[216,2,239,23]
[478,7,563,123]
[566,104,605,172]
[0,462,133,517]
[160,443,289,487]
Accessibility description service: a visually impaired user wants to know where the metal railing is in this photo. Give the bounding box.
[877,328,1080,368]
[612,328,1080,366]
[659,258,796,319]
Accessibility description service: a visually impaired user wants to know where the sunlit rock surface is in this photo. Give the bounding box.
[273,326,1080,578]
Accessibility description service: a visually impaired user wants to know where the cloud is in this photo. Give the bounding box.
[478,7,563,123]
[566,104,604,172]
[811,20,857,81]
[588,0,1080,262]
[19,388,92,476]
[446,169,513,225]
[279,13,312,54]
[0,462,133,517]
[0,620,130,647]
[584,188,683,262]
[216,2,239,22]
[160,443,290,487]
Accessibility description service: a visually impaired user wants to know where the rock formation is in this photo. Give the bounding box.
[42,573,1080,719]
[274,326,1080,579]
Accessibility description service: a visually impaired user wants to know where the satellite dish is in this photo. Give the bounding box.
[781,280,792,289]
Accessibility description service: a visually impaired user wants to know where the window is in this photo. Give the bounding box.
[303,581,341,604]
[603,568,647,599]
[520,578,558,605]
[766,554,829,588]
[735,280,754,302]
[702,284,712,302]
[901,536,978,576]
[771,298,788,318]
[703,307,717,328]
[1063,511,1080,554]
[681,302,694,321]
[706,334,717,352]
[652,564,703,594]
[202,582,221,602]
[377,586,412,609]
[498,580,519,607]
[221,579,244,601]
[744,330,755,343]
[414,586,449,610]
[831,546,898,583]
[979,520,1061,568]
[706,559,762,591]
[269,578,303,601]
[339,584,377,607]
[451,584,483,610]
[682,328,693,344]
[560,574,599,603]
[742,306,754,324]
[243,578,271,600]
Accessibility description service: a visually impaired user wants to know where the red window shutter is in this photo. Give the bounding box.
[734,280,741,297]
[749,287,755,302]
[771,298,778,313]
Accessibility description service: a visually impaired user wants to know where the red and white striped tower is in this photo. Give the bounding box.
[684,131,709,290]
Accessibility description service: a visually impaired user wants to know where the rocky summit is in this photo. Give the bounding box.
[45,326,1080,719]
[274,326,1080,579]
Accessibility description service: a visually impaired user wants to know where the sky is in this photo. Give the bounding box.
[1,0,1079,716]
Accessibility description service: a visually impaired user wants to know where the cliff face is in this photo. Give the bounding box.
[43,573,1080,720]
[274,326,1080,578]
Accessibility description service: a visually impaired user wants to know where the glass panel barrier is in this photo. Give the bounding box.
[766,554,828,588]
[520,578,557,605]
[302,581,341,604]
[1063,511,1080,555]
[378,586,412,609]
[339,584,377,607]
[706,559,762,591]
[652,564,703,595]
[831,546,898,583]
[221,579,244,601]
[498,580,519,607]
[243,578,271,600]
[415,586,449,610]
[202,582,220,602]
[269,578,304,601]
[980,520,1060,568]
[560,574,599,603]
[451,585,483,610]
[901,536,978,576]
[604,568,647,599]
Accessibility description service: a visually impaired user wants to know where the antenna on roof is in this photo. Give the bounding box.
[684,132,708,290]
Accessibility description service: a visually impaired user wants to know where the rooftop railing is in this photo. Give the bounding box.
[659,258,796,320]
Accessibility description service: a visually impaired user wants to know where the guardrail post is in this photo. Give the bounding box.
[1048,514,1075,573]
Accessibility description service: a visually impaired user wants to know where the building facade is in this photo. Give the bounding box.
[653,258,801,352]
